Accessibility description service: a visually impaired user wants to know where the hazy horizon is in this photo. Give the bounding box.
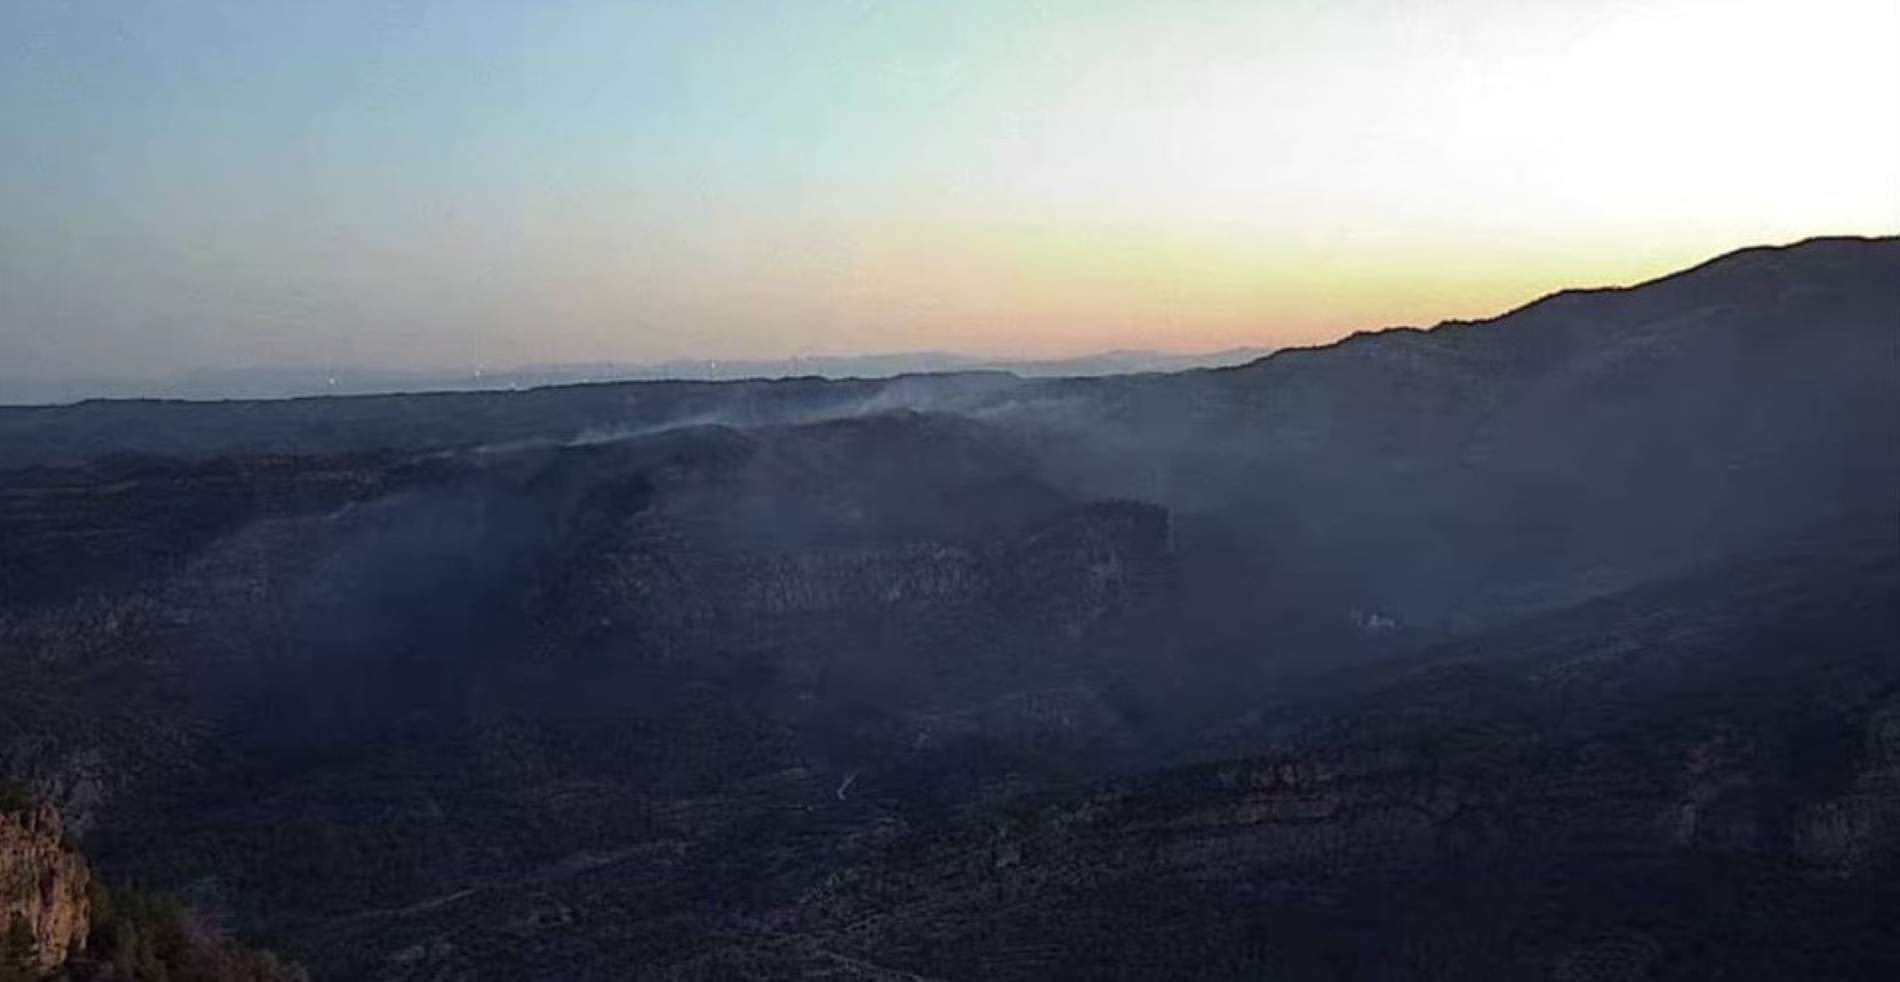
[1,232,1879,400]
[0,342,1287,405]
[5,0,1896,380]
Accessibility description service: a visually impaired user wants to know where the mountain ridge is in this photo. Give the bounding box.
[1214,233,1897,373]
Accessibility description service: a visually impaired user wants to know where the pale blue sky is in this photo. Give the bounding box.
[4,0,1896,378]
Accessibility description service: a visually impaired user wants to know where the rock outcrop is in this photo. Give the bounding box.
[0,801,90,972]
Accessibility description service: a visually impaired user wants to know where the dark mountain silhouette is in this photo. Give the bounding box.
[0,236,1895,979]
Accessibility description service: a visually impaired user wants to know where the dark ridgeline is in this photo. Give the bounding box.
[0,236,1895,980]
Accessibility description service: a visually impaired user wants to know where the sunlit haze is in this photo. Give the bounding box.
[4,0,1895,379]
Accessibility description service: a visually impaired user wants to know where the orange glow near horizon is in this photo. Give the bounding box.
[2,0,1896,376]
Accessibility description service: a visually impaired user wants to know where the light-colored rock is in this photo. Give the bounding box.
[0,802,91,971]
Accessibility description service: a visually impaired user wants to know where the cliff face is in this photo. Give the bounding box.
[1795,695,1900,877]
[0,802,90,972]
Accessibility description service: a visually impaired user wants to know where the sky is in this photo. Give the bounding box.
[3,0,1896,379]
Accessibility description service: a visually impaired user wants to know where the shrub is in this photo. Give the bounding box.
[0,781,31,815]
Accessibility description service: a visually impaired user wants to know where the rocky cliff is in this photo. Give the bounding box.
[0,801,90,972]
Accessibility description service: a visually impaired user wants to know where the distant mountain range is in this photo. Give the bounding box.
[0,347,1274,406]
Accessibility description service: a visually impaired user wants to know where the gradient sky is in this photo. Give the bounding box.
[3,0,1896,378]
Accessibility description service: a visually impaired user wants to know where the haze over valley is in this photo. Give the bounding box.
[3,237,1897,979]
